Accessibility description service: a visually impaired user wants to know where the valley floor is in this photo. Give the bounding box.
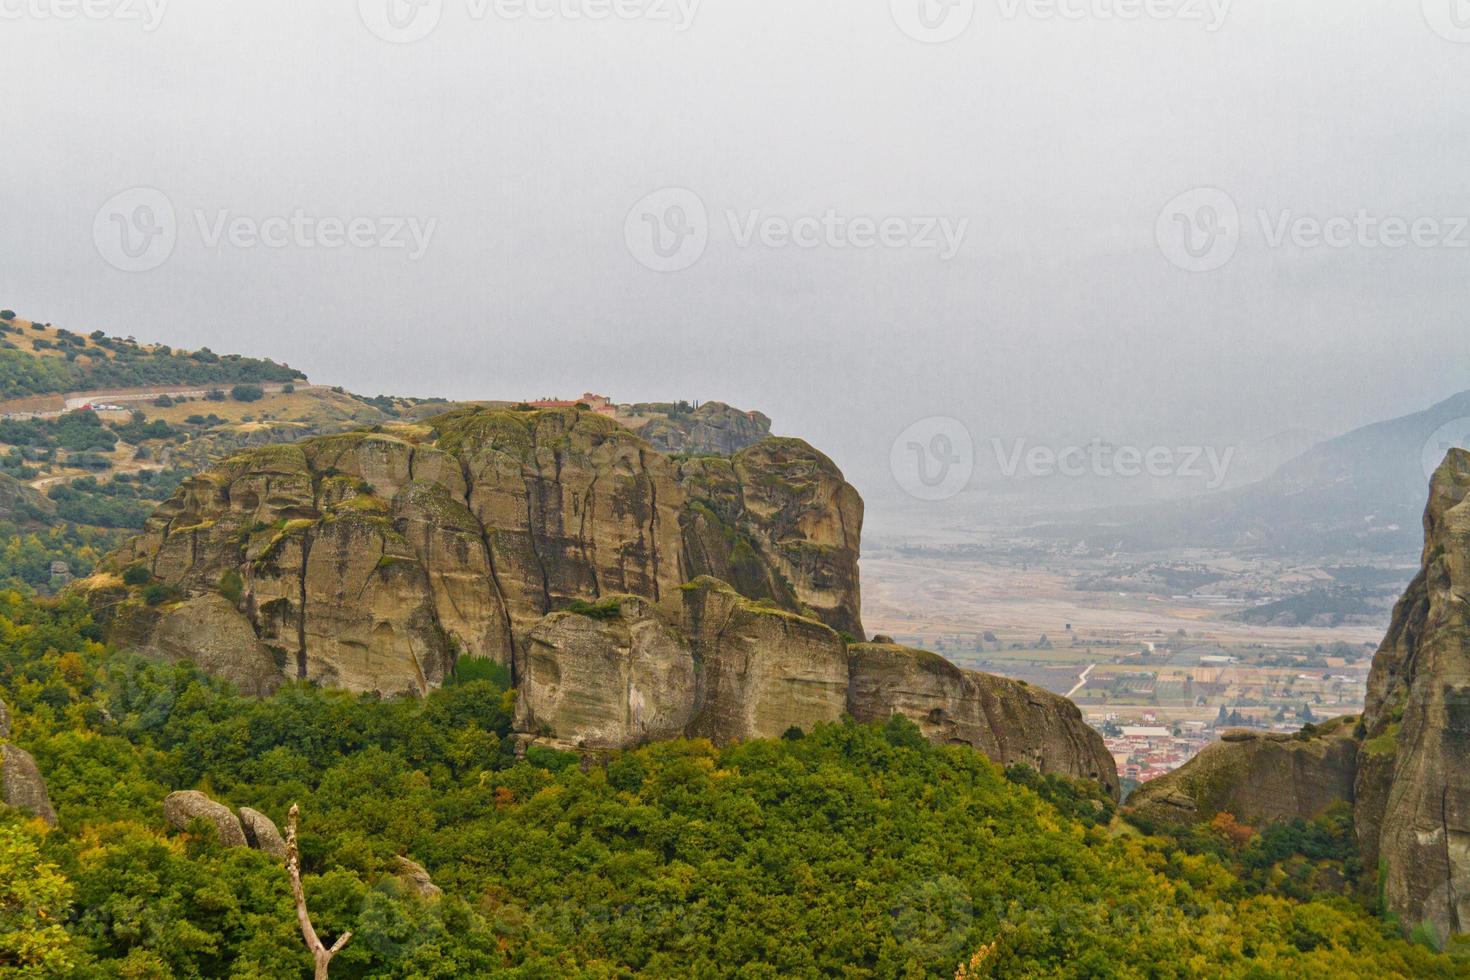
[863,544,1396,785]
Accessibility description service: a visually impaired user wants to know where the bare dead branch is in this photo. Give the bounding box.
[286,803,352,980]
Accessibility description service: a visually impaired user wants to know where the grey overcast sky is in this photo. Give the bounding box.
[2,0,1468,509]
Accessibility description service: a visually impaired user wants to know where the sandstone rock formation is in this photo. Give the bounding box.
[1124,450,1470,943]
[90,409,863,697]
[1125,719,1359,826]
[239,806,288,860]
[1356,449,1470,942]
[2,743,57,826]
[0,696,10,739]
[164,790,248,847]
[682,578,850,744]
[631,402,772,456]
[90,406,1115,799]
[513,579,1114,792]
[847,642,1119,797]
[392,856,443,899]
[515,596,697,751]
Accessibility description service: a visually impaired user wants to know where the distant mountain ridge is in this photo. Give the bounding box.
[1037,389,1470,557]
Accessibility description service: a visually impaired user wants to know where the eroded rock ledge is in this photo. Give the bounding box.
[516,579,1118,797]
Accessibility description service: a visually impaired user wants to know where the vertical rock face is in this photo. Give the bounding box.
[91,409,864,697]
[1,743,57,826]
[680,578,851,744]
[511,580,1115,795]
[515,596,697,751]
[678,439,864,639]
[847,643,1119,796]
[1356,450,1470,942]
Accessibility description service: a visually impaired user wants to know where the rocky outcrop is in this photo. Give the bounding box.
[239,806,288,860]
[847,643,1119,797]
[164,790,248,847]
[630,402,772,456]
[1125,719,1359,827]
[1354,449,1470,943]
[140,595,284,697]
[91,406,1115,802]
[681,578,850,744]
[514,580,1115,793]
[2,743,57,826]
[515,596,697,751]
[514,580,849,750]
[392,856,443,899]
[87,409,863,697]
[0,696,10,739]
[679,439,864,639]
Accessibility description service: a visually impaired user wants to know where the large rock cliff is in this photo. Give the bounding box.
[87,409,863,696]
[85,407,1114,796]
[1356,449,1470,942]
[1125,449,1470,943]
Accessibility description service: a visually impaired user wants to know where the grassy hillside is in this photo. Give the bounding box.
[0,312,305,403]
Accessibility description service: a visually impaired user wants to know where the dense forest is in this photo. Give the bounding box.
[2,594,1466,977]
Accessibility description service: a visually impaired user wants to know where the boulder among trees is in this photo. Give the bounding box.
[2,743,57,827]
